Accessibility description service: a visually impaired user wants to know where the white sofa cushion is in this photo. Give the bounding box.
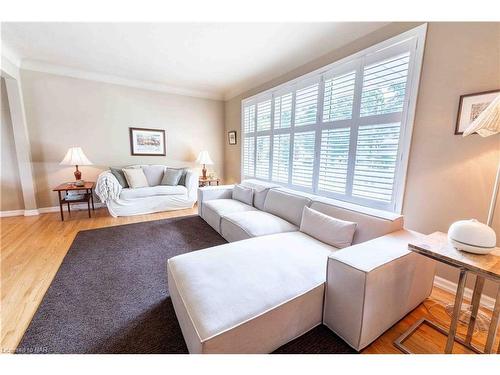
[202,199,257,233]
[122,168,149,188]
[120,185,187,200]
[309,198,403,245]
[263,189,312,226]
[220,210,298,242]
[300,206,357,249]
[232,184,254,206]
[167,231,337,353]
[141,165,166,186]
[240,179,280,210]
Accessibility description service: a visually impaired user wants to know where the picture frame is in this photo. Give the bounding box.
[228,130,237,145]
[455,89,500,135]
[129,127,166,156]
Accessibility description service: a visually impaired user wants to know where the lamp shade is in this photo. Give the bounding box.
[60,147,92,166]
[196,150,214,165]
[463,94,500,137]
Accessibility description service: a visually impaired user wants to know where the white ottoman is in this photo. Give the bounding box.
[323,230,436,351]
[167,232,336,353]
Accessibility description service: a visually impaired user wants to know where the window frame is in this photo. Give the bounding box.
[240,24,427,213]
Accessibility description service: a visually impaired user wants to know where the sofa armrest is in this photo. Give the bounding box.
[184,169,199,202]
[323,230,436,351]
[197,185,235,216]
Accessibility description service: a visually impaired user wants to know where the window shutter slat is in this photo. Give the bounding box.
[323,71,356,122]
[243,137,255,177]
[318,128,350,194]
[360,52,410,117]
[352,123,401,202]
[255,135,270,179]
[294,84,319,126]
[292,131,315,187]
[272,133,290,183]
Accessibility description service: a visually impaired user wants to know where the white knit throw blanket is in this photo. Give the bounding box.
[95,171,122,203]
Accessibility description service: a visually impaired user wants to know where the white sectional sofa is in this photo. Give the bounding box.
[168,180,436,353]
[95,165,198,217]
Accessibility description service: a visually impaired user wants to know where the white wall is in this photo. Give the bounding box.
[20,70,225,208]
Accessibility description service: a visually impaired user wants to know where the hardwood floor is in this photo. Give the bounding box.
[1,207,498,354]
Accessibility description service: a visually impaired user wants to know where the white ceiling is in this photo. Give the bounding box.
[1,22,389,100]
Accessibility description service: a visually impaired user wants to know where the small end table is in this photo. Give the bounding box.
[53,181,95,221]
[394,231,500,354]
[199,177,220,187]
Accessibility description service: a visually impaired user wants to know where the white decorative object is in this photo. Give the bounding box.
[448,219,497,254]
[196,150,214,179]
[448,95,499,254]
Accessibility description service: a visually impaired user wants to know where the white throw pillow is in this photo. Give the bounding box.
[300,206,357,248]
[232,184,254,206]
[122,168,149,189]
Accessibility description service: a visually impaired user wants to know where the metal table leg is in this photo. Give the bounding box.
[484,287,500,353]
[445,268,468,353]
[465,275,485,345]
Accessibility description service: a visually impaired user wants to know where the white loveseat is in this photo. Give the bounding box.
[95,165,198,217]
[168,180,435,353]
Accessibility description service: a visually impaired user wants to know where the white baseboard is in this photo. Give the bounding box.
[1,203,105,217]
[0,209,25,217]
[433,276,495,311]
[0,209,40,217]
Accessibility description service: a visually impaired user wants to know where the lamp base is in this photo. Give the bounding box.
[74,165,82,180]
[202,166,207,179]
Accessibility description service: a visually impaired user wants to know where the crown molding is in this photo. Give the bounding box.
[20,59,224,101]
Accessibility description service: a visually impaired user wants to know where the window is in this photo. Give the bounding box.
[241,25,426,212]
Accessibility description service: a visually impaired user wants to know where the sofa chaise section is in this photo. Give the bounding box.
[167,231,336,354]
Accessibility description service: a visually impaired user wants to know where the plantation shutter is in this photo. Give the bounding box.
[241,28,424,213]
[274,93,293,129]
[272,133,290,183]
[243,137,255,177]
[256,100,272,131]
[294,83,319,127]
[243,105,255,133]
[292,131,315,188]
[352,123,400,202]
[360,52,410,117]
[323,70,356,122]
[318,127,351,194]
[255,136,270,179]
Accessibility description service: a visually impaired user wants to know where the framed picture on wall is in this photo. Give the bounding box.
[455,89,500,135]
[228,130,237,145]
[129,127,166,156]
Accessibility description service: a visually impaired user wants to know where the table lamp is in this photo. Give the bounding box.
[448,94,499,254]
[60,147,93,182]
[196,150,214,179]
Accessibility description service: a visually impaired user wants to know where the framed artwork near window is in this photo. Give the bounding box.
[228,130,237,145]
[129,127,166,156]
[455,89,500,135]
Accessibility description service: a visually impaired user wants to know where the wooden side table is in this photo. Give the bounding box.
[394,231,500,354]
[199,177,220,187]
[53,181,95,221]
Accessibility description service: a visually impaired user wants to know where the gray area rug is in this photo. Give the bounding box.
[17,215,355,354]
